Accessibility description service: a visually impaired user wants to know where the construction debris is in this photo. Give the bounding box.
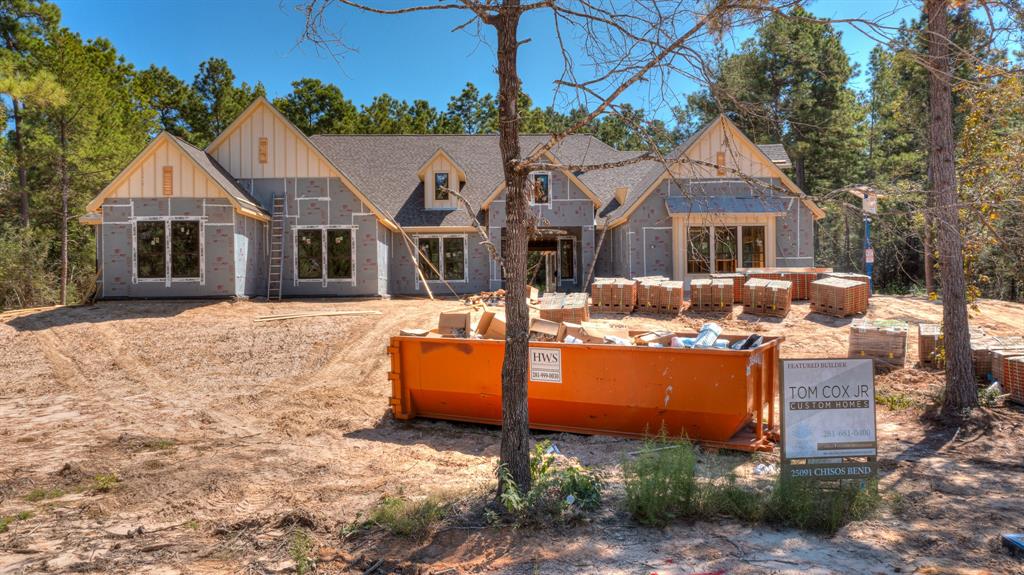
[848,319,908,372]
[253,310,383,322]
[465,289,506,306]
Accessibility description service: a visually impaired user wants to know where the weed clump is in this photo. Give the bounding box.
[496,440,603,525]
[25,487,64,502]
[623,438,879,534]
[288,529,315,575]
[366,492,451,538]
[91,473,118,493]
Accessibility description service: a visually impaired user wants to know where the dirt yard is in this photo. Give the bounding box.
[1,295,1022,574]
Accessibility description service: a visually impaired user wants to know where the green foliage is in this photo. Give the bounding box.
[623,440,879,534]
[0,510,34,533]
[24,486,63,502]
[91,473,118,493]
[0,224,59,310]
[876,391,914,411]
[497,440,603,525]
[288,529,315,575]
[366,492,451,538]
[765,477,880,534]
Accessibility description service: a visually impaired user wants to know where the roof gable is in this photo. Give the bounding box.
[85,132,268,222]
[480,146,603,209]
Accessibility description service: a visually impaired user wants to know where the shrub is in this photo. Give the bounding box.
[764,476,880,534]
[498,440,603,525]
[622,440,699,526]
[289,529,315,575]
[367,493,450,538]
[91,473,118,493]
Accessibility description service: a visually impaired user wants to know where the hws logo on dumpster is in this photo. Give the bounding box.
[529,348,562,383]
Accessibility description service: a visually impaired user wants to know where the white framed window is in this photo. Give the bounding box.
[415,234,467,283]
[684,223,768,275]
[529,172,551,206]
[293,225,357,286]
[434,172,450,201]
[557,236,576,282]
[132,216,204,287]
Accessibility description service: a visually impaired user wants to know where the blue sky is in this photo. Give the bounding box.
[56,0,920,121]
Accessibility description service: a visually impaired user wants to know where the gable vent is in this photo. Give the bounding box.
[162,166,173,196]
[258,137,269,164]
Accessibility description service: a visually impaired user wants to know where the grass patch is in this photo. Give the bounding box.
[623,438,879,534]
[0,511,34,533]
[141,438,176,451]
[91,473,119,493]
[366,493,451,538]
[877,391,914,411]
[288,529,315,575]
[24,487,64,502]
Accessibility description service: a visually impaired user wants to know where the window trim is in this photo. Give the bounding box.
[413,233,469,285]
[529,171,552,207]
[131,216,205,287]
[557,236,576,283]
[292,225,358,287]
[433,172,450,202]
[683,222,768,276]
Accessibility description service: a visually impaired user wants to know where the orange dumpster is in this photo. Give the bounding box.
[387,334,781,452]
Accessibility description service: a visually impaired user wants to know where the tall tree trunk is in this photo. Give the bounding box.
[13,97,30,227]
[59,117,69,306]
[923,214,934,294]
[926,0,976,414]
[495,1,531,494]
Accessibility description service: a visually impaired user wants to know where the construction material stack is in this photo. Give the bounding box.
[971,335,1024,383]
[825,272,872,295]
[538,292,590,324]
[810,277,869,317]
[762,280,793,317]
[992,348,1024,386]
[1006,357,1024,404]
[636,276,667,312]
[917,324,987,369]
[742,278,771,310]
[742,267,828,300]
[691,278,733,312]
[656,281,687,315]
[848,319,908,372]
[591,278,638,313]
[711,273,745,303]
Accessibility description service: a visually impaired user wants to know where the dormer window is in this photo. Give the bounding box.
[530,172,550,205]
[434,172,450,201]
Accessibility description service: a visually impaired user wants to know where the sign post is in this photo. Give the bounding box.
[780,358,878,481]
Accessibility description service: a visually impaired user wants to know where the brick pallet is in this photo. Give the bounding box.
[849,319,908,372]
[710,273,745,303]
[590,277,638,313]
[762,280,793,317]
[691,278,733,312]
[992,348,1024,385]
[917,324,987,368]
[538,292,590,324]
[810,277,869,317]
[741,267,830,300]
[971,336,1024,382]
[742,278,772,308]
[636,276,667,311]
[1006,357,1024,405]
[655,281,687,314]
[825,272,872,295]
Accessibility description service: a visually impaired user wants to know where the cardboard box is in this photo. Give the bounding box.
[557,321,584,342]
[529,318,561,341]
[483,311,506,339]
[474,310,495,337]
[636,330,676,346]
[579,321,631,344]
[438,310,472,336]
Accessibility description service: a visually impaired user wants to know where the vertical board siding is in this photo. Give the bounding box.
[110,139,227,201]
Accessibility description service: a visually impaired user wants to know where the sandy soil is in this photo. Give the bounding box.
[0,295,1022,574]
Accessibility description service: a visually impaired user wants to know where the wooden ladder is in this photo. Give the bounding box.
[267,195,285,300]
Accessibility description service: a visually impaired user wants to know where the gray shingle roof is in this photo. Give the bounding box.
[756,143,791,168]
[171,134,266,214]
[310,133,637,227]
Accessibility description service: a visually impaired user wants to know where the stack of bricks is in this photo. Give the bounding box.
[590,277,638,313]
[710,273,745,303]
[691,278,733,311]
[1006,357,1024,405]
[745,269,820,300]
[809,277,869,317]
[656,281,687,314]
[538,292,590,324]
[992,348,1024,385]
[849,319,908,372]
[971,335,1024,383]
[742,278,772,309]
[825,272,872,296]
[636,276,667,312]
[917,324,987,369]
[762,280,793,317]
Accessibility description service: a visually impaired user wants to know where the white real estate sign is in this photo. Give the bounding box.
[529,347,562,383]
[781,359,876,460]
